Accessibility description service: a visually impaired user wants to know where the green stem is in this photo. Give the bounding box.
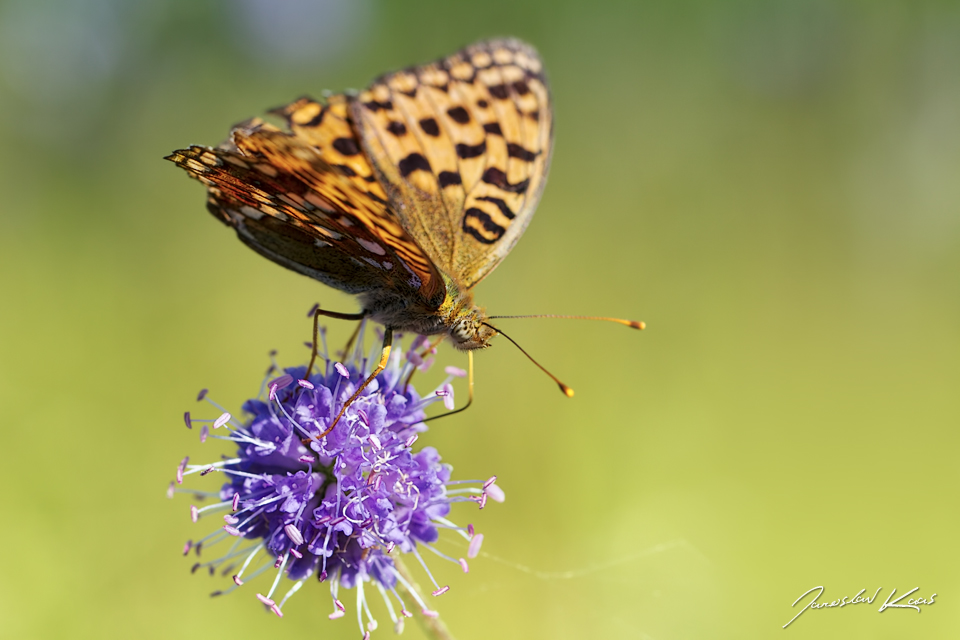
[392,555,456,640]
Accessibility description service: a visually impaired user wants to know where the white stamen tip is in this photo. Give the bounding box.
[256,593,275,606]
[271,374,294,389]
[485,483,505,503]
[445,366,467,378]
[284,524,304,546]
[432,586,450,597]
[468,533,484,558]
[213,412,231,429]
[335,363,349,378]
[437,383,455,410]
[458,558,469,573]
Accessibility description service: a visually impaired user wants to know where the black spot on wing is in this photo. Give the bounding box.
[304,106,327,127]
[512,80,530,95]
[363,99,394,112]
[446,106,470,124]
[438,171,462,187]
[481,167,529,194]
[488,84,509,100]
[482,122,502,135]
[333,137,360,156]
[456,141,487,159]
[365,190,389,205]
[507,143,539,162]
[477,99,489,108]
[419,118,440,137]
[463,208,505,244]
[386,121,407,136]
[475,196,515,220]
[399,152,432,177]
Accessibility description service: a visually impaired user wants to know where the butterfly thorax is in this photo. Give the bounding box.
[358,272,495,351]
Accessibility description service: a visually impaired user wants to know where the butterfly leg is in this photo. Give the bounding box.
[318,328,394,438]
[340,320,364,362]
[424,350,474,422]
[305,306,367,378]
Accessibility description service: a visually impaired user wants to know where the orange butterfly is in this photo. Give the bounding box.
[168,39,641,433]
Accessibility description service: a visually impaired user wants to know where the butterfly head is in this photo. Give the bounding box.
[449,306,497,351]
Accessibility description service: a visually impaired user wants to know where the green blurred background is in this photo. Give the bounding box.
[2,0,958,638]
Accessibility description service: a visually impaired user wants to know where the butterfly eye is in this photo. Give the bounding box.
[452,322,473,342]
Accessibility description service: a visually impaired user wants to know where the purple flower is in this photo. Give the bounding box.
[170,325,504,635]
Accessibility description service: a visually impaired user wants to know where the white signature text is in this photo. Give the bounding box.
[783,586,937,628]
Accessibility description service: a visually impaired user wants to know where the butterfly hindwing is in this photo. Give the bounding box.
[351,38,553,289]
[167,118,445,307]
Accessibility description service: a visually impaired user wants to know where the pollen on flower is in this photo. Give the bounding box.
[170,323,500,636]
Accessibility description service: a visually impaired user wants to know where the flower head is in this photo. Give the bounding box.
[171,325,503,634]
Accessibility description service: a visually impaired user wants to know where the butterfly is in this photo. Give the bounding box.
[168,38,640,432]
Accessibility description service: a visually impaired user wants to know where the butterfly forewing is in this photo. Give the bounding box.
[352,38,553,289]
[269,95,390,205]
[167,118,445,306]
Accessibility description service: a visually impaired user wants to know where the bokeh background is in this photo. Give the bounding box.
[2,1,959,638]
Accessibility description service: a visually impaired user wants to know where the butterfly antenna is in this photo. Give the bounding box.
[487,314,646,330]
[482,322,574,397]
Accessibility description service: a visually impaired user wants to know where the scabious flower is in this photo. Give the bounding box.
[170,324,503,636]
